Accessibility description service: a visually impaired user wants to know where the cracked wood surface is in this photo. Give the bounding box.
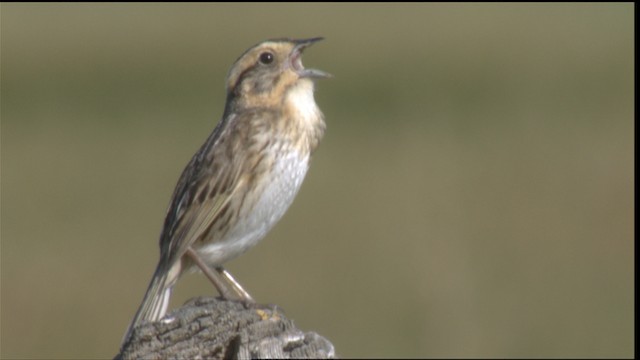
[115,297,336,359]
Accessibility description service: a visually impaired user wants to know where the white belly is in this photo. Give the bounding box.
[198,150,310,265]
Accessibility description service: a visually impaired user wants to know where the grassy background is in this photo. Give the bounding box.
[1,3,633,358]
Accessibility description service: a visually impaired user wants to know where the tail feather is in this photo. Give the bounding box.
[121,265,175,346]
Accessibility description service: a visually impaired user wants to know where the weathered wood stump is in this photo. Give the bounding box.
[115,297,336,359]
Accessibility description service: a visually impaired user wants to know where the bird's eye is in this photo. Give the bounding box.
[259,52,274,65]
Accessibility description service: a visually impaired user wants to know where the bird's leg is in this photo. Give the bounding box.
[216,267,255,303]
[185,247,237,300]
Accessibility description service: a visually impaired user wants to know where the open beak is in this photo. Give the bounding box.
[290,37,332,79]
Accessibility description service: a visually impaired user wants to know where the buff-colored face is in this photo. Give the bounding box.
[225,38,330,105]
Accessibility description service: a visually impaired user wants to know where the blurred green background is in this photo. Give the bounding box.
[0,3,633,358]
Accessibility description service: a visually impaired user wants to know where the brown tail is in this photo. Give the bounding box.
[121,264,175,347]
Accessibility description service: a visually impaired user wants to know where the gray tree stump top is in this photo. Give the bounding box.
[115,297,336,359]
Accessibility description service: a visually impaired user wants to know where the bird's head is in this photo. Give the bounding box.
[225,38,331,107]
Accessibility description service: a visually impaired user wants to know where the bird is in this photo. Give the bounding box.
[122,37,330,345]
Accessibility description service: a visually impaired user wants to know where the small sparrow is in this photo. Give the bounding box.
[122,37,330,344]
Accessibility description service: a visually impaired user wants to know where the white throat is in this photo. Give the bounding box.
[287,79,321,126]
